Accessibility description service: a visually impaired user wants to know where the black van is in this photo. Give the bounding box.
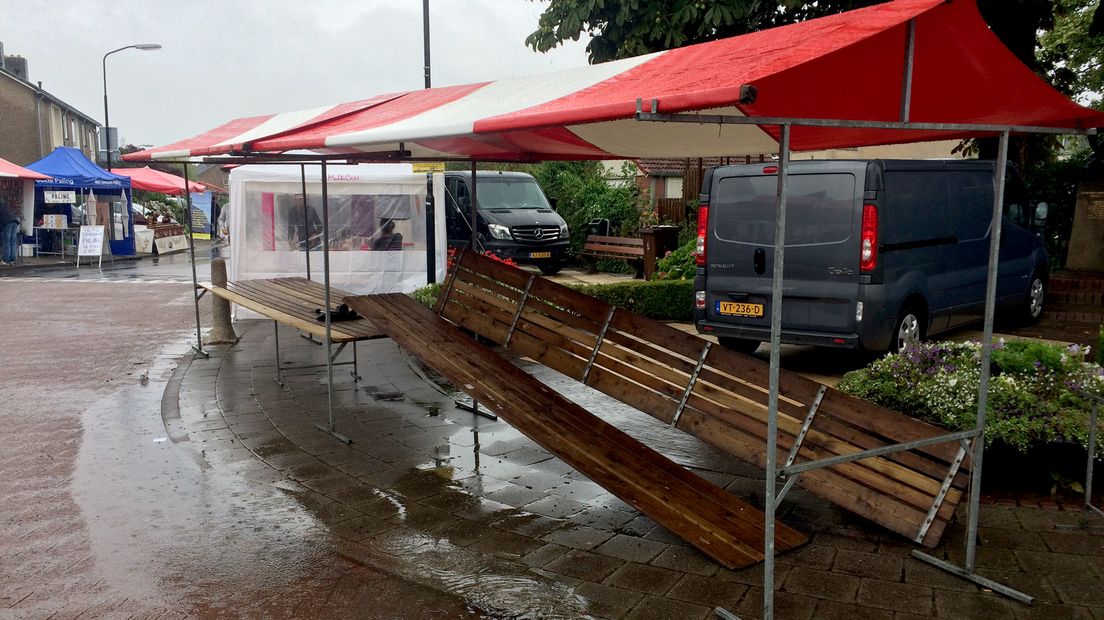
[444,171,569,275]
[694,160,1049,355]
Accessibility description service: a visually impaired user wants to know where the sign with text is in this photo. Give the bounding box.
[44,191,75,204]
[77,225,105,257]
[412,162,446,173]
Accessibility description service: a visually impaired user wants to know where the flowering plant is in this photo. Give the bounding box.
[837,339,1104,456]
[445,246,517,272]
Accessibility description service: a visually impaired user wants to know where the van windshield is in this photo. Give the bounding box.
[476,178,551,210]
[713,173,855,245]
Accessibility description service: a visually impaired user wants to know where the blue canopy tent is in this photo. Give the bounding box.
[26,147,135,256]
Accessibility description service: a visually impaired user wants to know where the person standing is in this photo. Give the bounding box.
[0,202,20,265]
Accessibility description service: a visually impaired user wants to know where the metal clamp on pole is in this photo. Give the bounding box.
[582,307,617,383]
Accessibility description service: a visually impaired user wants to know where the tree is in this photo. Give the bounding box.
[526,0,877,64]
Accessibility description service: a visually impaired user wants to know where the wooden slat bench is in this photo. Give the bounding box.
[346,291,808,569]
[198,277,385,382]
[417,250,972,548]
[579,235,645,278]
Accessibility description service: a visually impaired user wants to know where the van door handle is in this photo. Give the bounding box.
[727,292,750,300]
[754,248,766,275]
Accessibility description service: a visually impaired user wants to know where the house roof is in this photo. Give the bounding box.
[0,66,101,127]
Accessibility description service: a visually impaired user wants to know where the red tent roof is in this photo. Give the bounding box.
[126,0,1104,163]
[113,166,206,195]
[0,156,50,180]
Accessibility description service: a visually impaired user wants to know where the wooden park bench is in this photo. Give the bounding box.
[354,250,972,551]
[579,235,646,278]
[197,277,385,383]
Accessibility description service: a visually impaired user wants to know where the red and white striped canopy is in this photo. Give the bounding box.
[126,0,1104,163]
[0,157,50,180]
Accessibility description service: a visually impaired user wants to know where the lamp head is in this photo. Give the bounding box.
[134,44,162,51]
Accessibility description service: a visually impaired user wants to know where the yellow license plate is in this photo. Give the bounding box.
[717,301,764,318]
[530,251,552,259]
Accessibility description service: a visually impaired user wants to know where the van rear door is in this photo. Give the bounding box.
[704,164,862,339]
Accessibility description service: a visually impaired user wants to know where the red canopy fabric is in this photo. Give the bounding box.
[113,166,206,195]
[0,157,50,180]
[126,0,1104,163]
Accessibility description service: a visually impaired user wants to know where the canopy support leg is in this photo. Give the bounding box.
[183,165,208,359]
[911,130,1031,605]
[314,160,350,445]
[1056,396,1104,531]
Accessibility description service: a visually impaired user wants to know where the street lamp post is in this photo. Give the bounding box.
[102,43,161,170]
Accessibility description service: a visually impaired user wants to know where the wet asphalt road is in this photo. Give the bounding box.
[0,249,483,618]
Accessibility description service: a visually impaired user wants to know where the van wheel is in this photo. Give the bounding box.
[538,260,562,276]
[1019,272,1046,325]
[718,337,761,355]
[890,305,924,355]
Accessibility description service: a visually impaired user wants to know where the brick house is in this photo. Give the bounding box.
[0,41,101,166]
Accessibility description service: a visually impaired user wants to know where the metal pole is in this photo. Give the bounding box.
[763,124,791,620]
[316,161,350,443]
[900,19,916,122]
[423,0,432,89]
[470,162,478,249]
[426,172,436,284]
[966,129,1009,572]
[102,55,111,171]
[184,164,208,358]
[300,163,311,280]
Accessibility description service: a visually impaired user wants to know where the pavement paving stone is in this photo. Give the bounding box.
[902,557,982,592]
[972,567,1063,604]
[569,506,639,531]
[650,545,720,577]
[1046,570,1104,607]
[856,579,935,614]
[976,526,1050,551]
[544,549,625,583]
[520,542,572,568]
[734,587,818,620]
[604,561,683,594]
[831,547,905,580]
[811,599,895,620]
[1024,602,1097,619]
[451,497,516,525]
[1039,530,1104,555]
[932,588,1031,619]
[493,511,566,539]
[467,528,546,561]
[781,566,861,603]
[484,482,551,508]
[572,581,645,620]
[666,573,749,610]
[979,504,1025,529]
[593,533,669,564]
[542,524,615,550]
[1014,549,1099,578]
[524,494,591,519]
[775,543,837,571]
[623,594,713,620]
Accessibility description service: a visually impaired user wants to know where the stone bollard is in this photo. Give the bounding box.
[207,257,238,344]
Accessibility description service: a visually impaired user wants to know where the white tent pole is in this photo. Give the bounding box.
[183,164,208,358]
[762,124,791,620]
[300,163,311,281]
[316,160,350,444]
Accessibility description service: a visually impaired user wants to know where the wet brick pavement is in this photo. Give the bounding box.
[164,318,1104,619]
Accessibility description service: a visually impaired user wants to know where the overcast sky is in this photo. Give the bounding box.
[0,0,591,148]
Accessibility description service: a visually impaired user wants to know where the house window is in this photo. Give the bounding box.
[665,177,684,199]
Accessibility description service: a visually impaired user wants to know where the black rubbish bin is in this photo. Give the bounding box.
[588,218,610,237]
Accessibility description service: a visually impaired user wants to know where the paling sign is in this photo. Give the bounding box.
[44,190,76,204]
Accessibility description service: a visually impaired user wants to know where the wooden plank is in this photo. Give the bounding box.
[347,292,808,567]
[585,235,644,246]
[227,280,376,340]
[200,282,366,342]
[458,251,533,289]
[447,251,967,546]
[372,293,804,553]
[581,245,645,257]
[677,408,951,547]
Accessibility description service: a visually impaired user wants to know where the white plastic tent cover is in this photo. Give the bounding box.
[228,163,446,319]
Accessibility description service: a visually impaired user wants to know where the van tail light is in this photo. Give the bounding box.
[860,203,878,272]
[695,205,709,266]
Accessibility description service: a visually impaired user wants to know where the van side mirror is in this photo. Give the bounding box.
[549,197,558,211]
[1034,202,1048,222]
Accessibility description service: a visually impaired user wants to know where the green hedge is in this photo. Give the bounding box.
[571,279,693,321]
[411,278,693,321]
